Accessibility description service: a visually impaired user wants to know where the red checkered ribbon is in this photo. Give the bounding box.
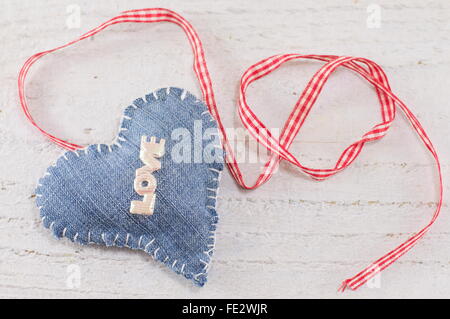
[18,8,443,291]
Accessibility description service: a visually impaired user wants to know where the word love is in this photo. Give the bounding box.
[130,136,166,216]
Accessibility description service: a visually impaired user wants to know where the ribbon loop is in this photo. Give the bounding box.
[18,8,443,291]
[238,55,397,182]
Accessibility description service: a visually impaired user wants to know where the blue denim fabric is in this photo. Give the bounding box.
[35,87,224,286]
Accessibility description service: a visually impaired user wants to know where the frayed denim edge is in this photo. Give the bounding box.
[35,87,223,287]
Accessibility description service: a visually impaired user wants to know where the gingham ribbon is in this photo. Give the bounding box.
[18,8,443,291]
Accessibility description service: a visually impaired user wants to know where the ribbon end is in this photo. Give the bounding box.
[337,280,352,293]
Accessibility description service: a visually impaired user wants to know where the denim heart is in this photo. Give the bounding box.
[35,87,224,286]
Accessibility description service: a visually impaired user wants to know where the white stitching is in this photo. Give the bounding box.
[193,273,204,280]
[144,239,155,251]
[199,259,209,271]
